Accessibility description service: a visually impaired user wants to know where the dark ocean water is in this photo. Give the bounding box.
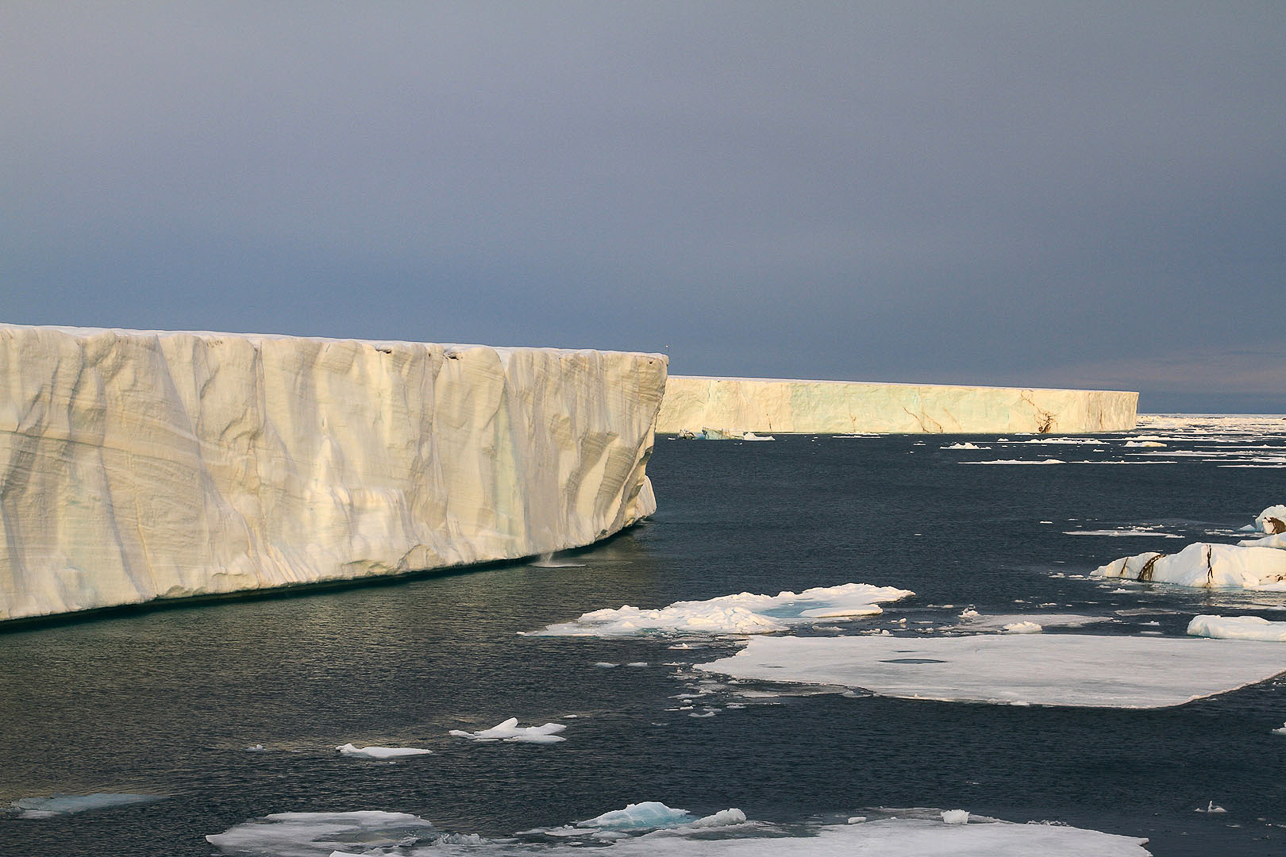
[3,420,1286,855]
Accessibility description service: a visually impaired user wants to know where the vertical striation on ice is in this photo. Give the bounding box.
[0,324,666,621]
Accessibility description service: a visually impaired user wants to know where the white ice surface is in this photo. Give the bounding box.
[950,613,1107,633]
[207,810,1150,856]
[1238,534,1286,549]
[0,324,665,621]
[449,717,567,743]
[697,633,1286,708]
[1065,529,1182,538]
[960,458,1065,465]
[1093,543,1286,590]
[656,376,1137,435]
[576,802,697,830]
[336,743,432,759]
[526,583,914,637]
[1188,615,1286,642]
[9,792,164,818]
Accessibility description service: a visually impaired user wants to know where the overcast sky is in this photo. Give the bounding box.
[3,3,1282,412]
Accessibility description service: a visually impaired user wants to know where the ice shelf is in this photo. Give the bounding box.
[0,324,666,622]
[656,375,1137,435]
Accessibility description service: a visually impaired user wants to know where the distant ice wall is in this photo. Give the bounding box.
[657,376,1137,435]
[0,324,666,622]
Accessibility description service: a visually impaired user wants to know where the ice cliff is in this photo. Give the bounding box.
[0,324,666,622]
[657,376,1138,435]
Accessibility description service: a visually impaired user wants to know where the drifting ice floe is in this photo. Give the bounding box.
[697,634,1286,708]
[950,613,1107,633]
[1253,505,1286,534]
[1188,615,1286,642]
[526,583,913,637]
[449,717,567,743]
[206,806,1150,856]
[1093,543,1286,590]
[576,802,704,830]
[336,743,433,759]
[9,792,164,818]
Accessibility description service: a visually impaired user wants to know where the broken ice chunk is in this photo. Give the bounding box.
[449,718,567,744]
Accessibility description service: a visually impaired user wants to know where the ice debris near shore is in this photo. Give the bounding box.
[697,634,1286,708]
[1094,505,1286,590]
[206,806,1150,856]
[526,583,914,637]
[336,743,432,759]
[1188,615,1286,642]
[0,324,665,622]
[449,717,567,743]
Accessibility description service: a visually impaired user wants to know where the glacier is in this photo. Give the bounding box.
[0,324,665,622]
[657,375,1138,435]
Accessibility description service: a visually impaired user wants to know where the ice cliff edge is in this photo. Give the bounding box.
[0,324,666,622]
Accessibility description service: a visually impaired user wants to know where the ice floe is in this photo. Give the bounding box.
[696,633,1286,708]
[9,792,165,818]
[950,613,1108,633]
[1188,615,1286,642]
[1064,529,1182,538]
[336,743,433,759]
[1093,543,1286,590]
[960,458,1065,465]
[449,717,567,743]
[207,806,1151,856]
[525,583,914,637]
[943,442,988,450]
[1254,505,1286,534]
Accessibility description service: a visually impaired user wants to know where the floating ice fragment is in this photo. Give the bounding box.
[10,792,165,818]
[698,634,1286,708]
[1094,543,1286,590]
[526,583,913,637]
[1273,723,1286,736]
[1002,622,1042,634]
[627,662,649,667]
[1255,505,1286,534]
[449,718,567,743]
[1065,529,1182,538]
[246,744,267,752]
[595,662,618,668]
[576,801,697,830]
[1124,440,1167,447]
[1196,801,1227,813]
[960,458,1065,465]
[941,809,970,824]
[1187,615,1286,642]
[336,743,432,759]
[943,442,988,450]
[689,808,747,828]
[207,811,435,855]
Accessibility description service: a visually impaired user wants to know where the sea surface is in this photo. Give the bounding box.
[3,415,1286,855]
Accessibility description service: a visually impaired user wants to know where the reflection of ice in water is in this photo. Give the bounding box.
[530,552,587,568]
[206,804,1150,856]
[525,583,913,638]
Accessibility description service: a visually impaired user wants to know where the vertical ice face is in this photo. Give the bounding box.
[656,375,1138,435]
[0,324,666,622]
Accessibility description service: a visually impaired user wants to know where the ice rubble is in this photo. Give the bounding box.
[696,634,1286,708]
[336,743,432,758]
[449,717,567,743]
[1188,615,1286,642]
[526,583,914,637]
[206,806,1150,856]
[9,792,164,818]
[0,324,665,622]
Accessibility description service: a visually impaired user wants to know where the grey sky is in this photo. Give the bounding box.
[3,2,1283,412]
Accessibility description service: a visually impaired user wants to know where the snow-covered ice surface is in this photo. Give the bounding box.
[1188,615,1286,642]
[525,583,914,637]
[1094,542,1286,590]
[8,793,165,818]
[206,806,1149,856]
[0,324,665,622]
[450,718,567,743]
[696,634,1286,708]
[336,743,433,758]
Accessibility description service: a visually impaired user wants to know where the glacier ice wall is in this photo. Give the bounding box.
[0,324,666,622]
[657,375,1137,435]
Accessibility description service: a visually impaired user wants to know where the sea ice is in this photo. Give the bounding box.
[1093,543,1286,590]
[697,634,1286,708]
[526,583,914,637]
[1188,615,1286,642]
[1239,533,1286,549]
[950,613,1107,633]
[1002,621,1042,634]
[960,458,1065,465]
[449,717,567,743]
[206,810,436,855]
[1254,505,1286,534]
[9,792,164,818]
[941,809,970,824]
[336,743,432,759]
[577,802,699,830]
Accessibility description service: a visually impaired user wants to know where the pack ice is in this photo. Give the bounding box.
[0,324,665,621]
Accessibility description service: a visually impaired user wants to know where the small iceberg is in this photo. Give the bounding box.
[1188,615,1286,642]
[576,801,698,830]
[449,717,567,744]
[336,743,433,759]
[1093,543,1286,590]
